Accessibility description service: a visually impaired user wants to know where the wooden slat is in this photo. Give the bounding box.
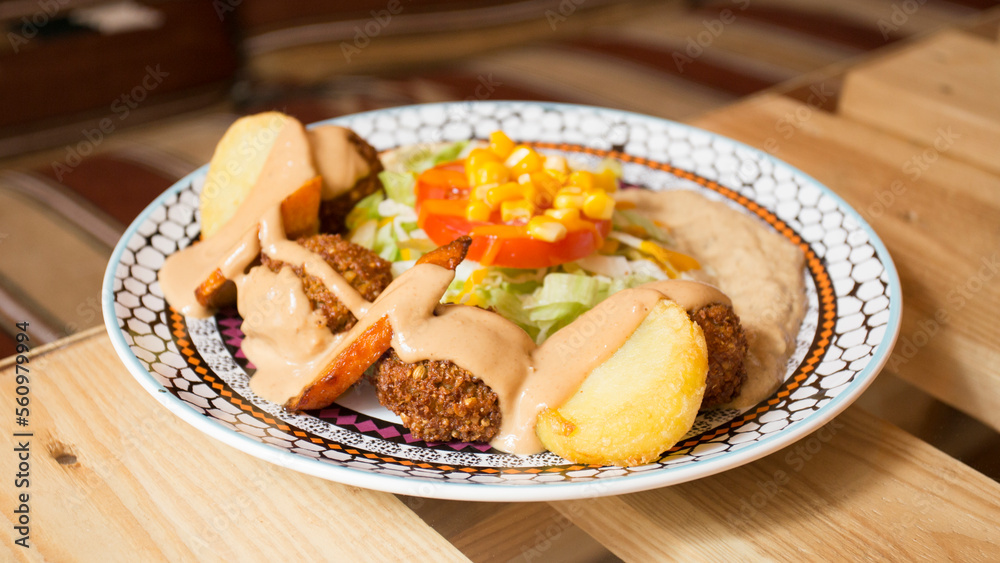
[551,407,1000,561]
[405,499,614,562]
[0,332,469,562]
[840,30,1000,175]
[691,94,1000,433]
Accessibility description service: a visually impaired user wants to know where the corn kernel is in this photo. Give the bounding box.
[544,207,581,223]
[505,145,543,176]
[469,161,510,186]
[530,171,562,196]
[501,199,535,223]
[547,169,568,185]
[593,169,618,192]
[466,201,492,222]
[599,238,620,254]
[471,183,496,203]
[567,171,594,191]
[489,131,516,159]
[466,148,502,170]
[527,216,568,242]
[485,182,523,207]
[554,188,585,210]
[544,155,569,174]
[583,190,615,220]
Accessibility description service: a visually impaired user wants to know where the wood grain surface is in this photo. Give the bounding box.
[840,30,1000,176]
[0,329,469,563]
[551,406,1000,561]
[692,94,1000,434]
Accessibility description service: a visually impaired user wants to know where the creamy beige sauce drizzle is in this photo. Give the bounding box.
[243,256,728,454]
[158,128,748,456]
[159,120,316,317]
[309,126,371,200]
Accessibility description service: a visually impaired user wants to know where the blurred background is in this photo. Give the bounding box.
[1,0,998,555]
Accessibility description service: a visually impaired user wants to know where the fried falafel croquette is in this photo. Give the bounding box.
[372,349,502,443]
[691,303,750,409]
[319,131,384,233]
[261,234,392,333]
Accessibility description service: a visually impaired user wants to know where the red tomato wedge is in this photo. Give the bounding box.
[415,162,611,268]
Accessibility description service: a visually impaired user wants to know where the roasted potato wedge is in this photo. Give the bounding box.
[536,299,708,466]
[200,111,291,239]
[280,176,322,240]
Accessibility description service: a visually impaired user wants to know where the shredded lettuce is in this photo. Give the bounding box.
[398,141,469,173]
[613,208,672,244]
[379,170,417,206]
[443,268,657,343]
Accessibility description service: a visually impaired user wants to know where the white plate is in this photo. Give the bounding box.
[103,101,901,502]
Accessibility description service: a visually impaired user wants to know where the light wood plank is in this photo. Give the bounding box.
[840,30,1000,175]
[0,333,469,562]
[404,498,614,562]
[692,94,1000,432]
[551,406,1000,561]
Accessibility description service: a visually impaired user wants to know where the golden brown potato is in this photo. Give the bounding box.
[200,111,292,240]
[535,299,708,466]
[280,176,322,240]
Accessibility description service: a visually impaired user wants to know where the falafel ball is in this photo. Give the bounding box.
[691,303,749,409]
[261,234,392,333]
[372,349,502,443]
[319,130,384,233]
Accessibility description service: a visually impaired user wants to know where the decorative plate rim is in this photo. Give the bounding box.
[102,101,902,502]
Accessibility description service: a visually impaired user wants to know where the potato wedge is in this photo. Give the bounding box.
[200,111,290,239]
[536,299,708,466]
[280,176,322,240]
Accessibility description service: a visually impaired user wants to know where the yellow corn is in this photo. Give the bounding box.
[544,155,569,174]
[468,161,510,186]
[466,200,492,222]
[527,216,568,242]
[544,207,581,223]
[505,145,543,176]
[466,147,501,170]
[640,241,701,272]
[400,248,413,261]
[485,181,523,207]
[554,189,586,210]
[599,238,620,254]
[501,199,535,223]
[583,190,615,220]
[593,168,618,192]
[530,171,562,196]
[567,170,594,191]
[469,183,493,203]
[489,131,516,159]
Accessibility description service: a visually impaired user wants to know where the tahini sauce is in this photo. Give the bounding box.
[158,124,769,455]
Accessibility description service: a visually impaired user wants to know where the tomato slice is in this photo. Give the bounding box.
[415,162,469,202]
[416,162,611,268]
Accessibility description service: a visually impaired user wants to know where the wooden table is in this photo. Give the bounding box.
[4,27,1000,562]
